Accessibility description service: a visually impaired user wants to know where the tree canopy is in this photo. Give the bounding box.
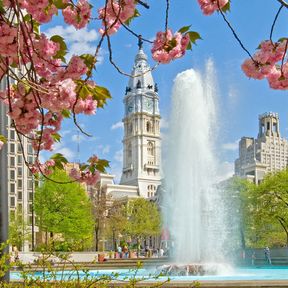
[34,169,94,250]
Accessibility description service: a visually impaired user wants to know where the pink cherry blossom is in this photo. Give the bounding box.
[0,141,4,150]
[151,29,190,64]
[63,0,91,29]
[98,0,136,35]
[198,0,229,16]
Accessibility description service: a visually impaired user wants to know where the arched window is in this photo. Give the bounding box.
[146,121,151,133]
[147,141,154,156]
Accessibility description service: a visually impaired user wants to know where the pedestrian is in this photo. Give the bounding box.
[264,247,272,264]
[159,247,164,257]
[12,245,19,262]
[123,245,129,258]
[117,245,122,258]
[251,251,256,265]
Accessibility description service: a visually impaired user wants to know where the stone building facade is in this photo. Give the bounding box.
[120,46,161,198]
[235,112,288,184]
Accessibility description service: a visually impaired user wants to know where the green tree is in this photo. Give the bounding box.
[34,170,94,250]
[9,211,30,250]
[251,169,288,247]
[125,198,161,255]
[105,202,129,251]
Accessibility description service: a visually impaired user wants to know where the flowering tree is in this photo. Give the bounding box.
[0,0,287,184]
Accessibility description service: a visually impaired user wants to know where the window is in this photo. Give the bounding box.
[10,143,15,154]
[29,192,33,201]
[10,170,15,180]
[10,130,15,140]
[17,143,22,153]
[17,191,22,200]
[10,183,15,194]
[28,180,33,189]
[10,197,15,207]
[17,179,22,189]
[146,121,151,132]
[17,155,22,165]
[147,142,154,156]
[28,144,33,154]
[17,167,22,177]
[10,156,15,167]
[29,203,33,213]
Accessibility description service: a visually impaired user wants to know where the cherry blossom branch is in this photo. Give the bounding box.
[165,0,170,33]
[276,0,288,8]
[217,0,256,63]
[270,4,284,43]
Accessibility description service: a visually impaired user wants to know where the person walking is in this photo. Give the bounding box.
[251,251,256,266]
[264,247,272,264]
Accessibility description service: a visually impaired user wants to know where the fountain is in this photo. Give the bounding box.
[161,60,235,275]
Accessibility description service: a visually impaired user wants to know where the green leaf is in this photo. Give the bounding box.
[188,31,201,44]
[61,109,71,118]
[53,0,70,9]
[23,14,40,35]
[50,35,67,62]
[0,0,5,14]
[186,41,192,51]
[178,25,191,34]
[51,133,61,143]
[80,54,96,76]
[221,1,230,13]
[91,86,112,108]
[95,159,110,173]
[125,9,140,26]
[50,153,68,166]
[79,84,91,99]
[0,134,7,143]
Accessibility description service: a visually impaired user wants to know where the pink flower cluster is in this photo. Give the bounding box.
[69,155,101,185]
[69,168,100,185]
[197,0,229,15]
[63,0,92,29]
[151,29,190,64]
[98,0,136,35]
[241,40,288,90]
[30,159,55,176]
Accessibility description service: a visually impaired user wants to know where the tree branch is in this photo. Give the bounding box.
[276,0,288,8]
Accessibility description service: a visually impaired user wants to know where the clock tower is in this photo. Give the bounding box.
[120,43,161,198]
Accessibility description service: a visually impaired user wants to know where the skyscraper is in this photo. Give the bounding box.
[235,112,288,184]
[0,78,36,251]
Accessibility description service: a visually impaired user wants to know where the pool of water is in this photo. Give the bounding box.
[10,266,288,282]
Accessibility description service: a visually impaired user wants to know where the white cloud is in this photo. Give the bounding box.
[97,144,110,155]
[44,25,103,61]
[114,149,123,162]
[55,147,75,160]
[222,139,239,151]
[111,121,124,130]
[71,134,85,143]
[216,161,234,182]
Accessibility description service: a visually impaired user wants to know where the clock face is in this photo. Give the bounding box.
[145,98,153,112]
[127,99,134,114]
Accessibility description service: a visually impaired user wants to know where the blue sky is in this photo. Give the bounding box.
[42,1,288,182]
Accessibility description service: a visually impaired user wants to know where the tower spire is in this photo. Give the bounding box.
[138,35,143,50]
